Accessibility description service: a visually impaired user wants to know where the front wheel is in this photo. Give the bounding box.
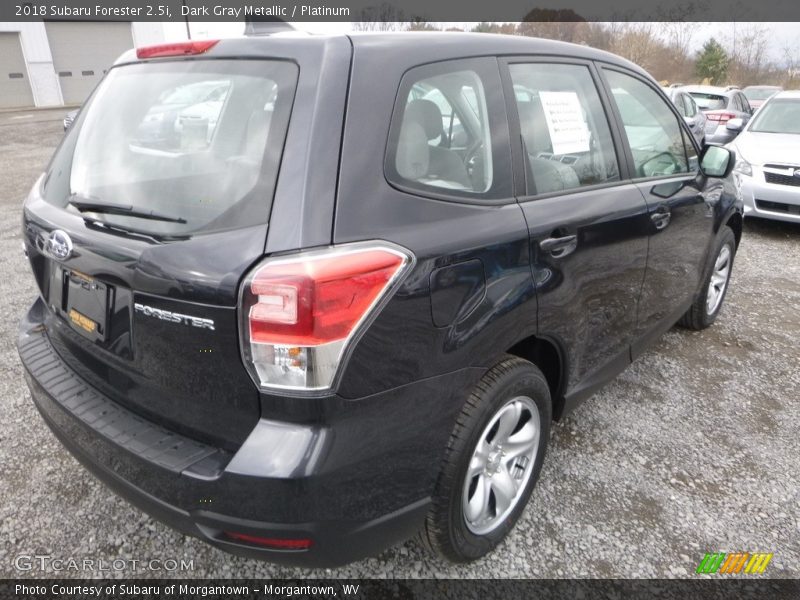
[679,226,737,330]
[421,356,551,562]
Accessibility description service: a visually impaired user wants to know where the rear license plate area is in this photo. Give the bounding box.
[62,269,111,342]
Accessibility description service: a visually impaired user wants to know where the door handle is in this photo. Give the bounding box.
[540,234,577,257]
[650,208,671,230]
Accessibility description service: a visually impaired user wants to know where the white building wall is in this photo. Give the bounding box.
[0,22,61,106]
[0,21,168,107]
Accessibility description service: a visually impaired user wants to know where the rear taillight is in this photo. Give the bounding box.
[239,243,412,392]
[136,40,218,59]
[706,112,736,123]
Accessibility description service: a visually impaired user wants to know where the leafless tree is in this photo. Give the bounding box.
[725,23,770,85]
[351,3,408,31]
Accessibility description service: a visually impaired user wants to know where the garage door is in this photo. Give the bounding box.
[45,22,133,105]
[0,33,35,108]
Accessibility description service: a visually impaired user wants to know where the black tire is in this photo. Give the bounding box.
[421,355,551,562]
[679,226,737,330]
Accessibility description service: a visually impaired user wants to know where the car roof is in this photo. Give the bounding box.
[119,32,652,81]
[771,90,800,100]
[348,31,647,72]
[682,85,732,95]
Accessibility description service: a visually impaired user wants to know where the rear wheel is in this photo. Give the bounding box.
[421,356,551,562]
[679,226,736,330]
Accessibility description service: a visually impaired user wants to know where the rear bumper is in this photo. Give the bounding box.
[18,298,473,566]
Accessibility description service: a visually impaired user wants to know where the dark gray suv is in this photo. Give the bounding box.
[18,32,742,566]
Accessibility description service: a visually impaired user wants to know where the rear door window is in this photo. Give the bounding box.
[42,59,298,237]
[385,58,511,200]
[508,62,620,195]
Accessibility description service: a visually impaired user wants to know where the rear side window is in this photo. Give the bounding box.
[42,60,298,238]
[509,63,620,195]
[385,59,511,200]
[738,93,752,113]
[605,70,691,178]
[682,94,697,118]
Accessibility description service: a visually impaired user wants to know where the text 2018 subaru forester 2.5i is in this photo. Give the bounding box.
[18,32,743,566]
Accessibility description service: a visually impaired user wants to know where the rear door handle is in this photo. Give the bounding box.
[540,234,577,257]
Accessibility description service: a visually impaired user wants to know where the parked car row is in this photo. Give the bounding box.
[659,83,799,224]
[727,90,800,224]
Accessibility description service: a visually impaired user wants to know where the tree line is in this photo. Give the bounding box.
[352,11,799,88]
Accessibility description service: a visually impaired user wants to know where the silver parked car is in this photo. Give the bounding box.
[742,85,782,111]
[683,85,753,145]
[727,91,800,223]
[663,87,707,146]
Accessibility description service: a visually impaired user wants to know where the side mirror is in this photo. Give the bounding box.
[700,145,735,178]
[726,118,744,131]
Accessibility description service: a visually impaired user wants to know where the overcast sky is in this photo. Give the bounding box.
[166,21,800,64]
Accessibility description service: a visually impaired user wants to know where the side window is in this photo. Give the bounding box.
[682,94,697,118]
[739,93,752,113]
[674,93,687,117]
[605,70,690,178]
[508,63,620,195]
[388,65,494,194]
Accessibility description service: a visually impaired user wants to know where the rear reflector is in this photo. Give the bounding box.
[136,40,218,59]
[224,531,313,550]
[239,243,412,392]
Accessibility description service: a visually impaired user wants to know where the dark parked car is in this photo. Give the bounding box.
[742,85,782,111]
[684,85,754,144]
[18,33,743,567]
[663,86,707,146]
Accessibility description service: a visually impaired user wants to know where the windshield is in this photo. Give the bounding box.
[42,59,298,237]
[688,92,726,110]
[744,87,781,102]
[748,99,800,134]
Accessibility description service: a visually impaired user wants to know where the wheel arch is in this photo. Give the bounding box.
[506,335,566,420]
[725,211,743,249]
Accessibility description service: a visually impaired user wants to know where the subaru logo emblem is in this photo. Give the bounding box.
[45,230,73,261]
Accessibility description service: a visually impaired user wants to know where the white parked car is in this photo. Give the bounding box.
[727,91,800,223]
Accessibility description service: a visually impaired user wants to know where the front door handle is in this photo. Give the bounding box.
[650,208,671,230]
[540,234,577,257]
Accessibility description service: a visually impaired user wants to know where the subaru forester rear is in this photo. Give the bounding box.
[18,32,742,566]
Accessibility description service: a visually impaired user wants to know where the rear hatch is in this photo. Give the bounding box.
[22,46,299,450]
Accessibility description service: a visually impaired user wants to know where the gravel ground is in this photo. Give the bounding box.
[1,109,798,579]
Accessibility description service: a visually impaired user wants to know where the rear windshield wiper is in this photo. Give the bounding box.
[82,216,190,242]
[68,195,187,224]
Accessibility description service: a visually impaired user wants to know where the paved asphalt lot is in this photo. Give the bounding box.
[1,109,798,579]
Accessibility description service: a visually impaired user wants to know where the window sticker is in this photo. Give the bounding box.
[539,91,591,155]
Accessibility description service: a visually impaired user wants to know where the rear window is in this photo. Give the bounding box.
[42,59,298,238]
[688,92,727,111]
